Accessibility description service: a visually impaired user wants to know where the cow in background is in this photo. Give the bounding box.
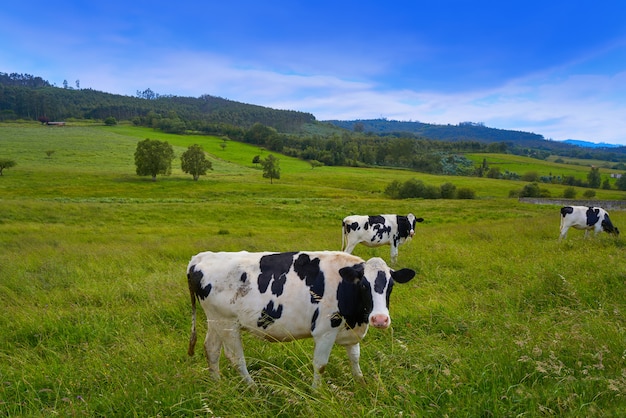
[342,214,424,263]
[559,206,619,239]
[187,250,415,387]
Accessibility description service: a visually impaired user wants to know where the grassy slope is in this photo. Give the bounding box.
[1,123,625,417]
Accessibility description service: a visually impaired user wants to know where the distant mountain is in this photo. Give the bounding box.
[561,139,621,149]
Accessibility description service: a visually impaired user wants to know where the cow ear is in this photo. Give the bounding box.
[391,268,415,283]
[339,264,364,283]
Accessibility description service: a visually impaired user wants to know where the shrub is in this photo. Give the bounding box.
[384,180,402,199]
[440,182,457,199]
[456,187,476,199]
[423,184,442,199]
[539,188,552,197]
[520,182,541,197]
[563,187,577,199]
[399,178,426,198]
[583,189,596,198]
[521,171,539,182]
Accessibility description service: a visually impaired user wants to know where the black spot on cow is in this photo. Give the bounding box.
[586,207,601,226]
[561,206,574,217]
[385,278,394,307]
[374,271,387,294]
[337,263,371,329]
[294,253,325,303]
[311,308,319,332]
[188,264,211,300]
[240,272,247,282]
[271,273,287,296]
[257,252,296,295]
[345,221,360,233]
[367,216,391,242]
[257,300,283,329]
[330,312,343,328]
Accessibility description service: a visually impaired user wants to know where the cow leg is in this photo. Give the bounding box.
[559,227,568,240]
[311,331,339,388]
[343,240,357,254]
[203,325,222,380]
[218,325,255,386]
[344,343,365,383]
[390,245,398,264]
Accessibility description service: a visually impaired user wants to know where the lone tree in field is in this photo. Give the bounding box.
[261,154,280,184]
[0,158,16,176]
[181,144,212,181]
[134,138,174,181]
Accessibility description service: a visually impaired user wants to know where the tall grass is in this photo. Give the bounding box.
[1,123,625,416]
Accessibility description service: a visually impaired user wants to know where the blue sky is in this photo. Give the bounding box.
[2,1,626,144]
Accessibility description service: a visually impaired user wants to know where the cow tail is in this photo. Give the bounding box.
[187,275,198,357]
[341,222,346,251]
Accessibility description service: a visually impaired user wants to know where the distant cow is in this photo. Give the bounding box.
[187,250,415,387]
[559,206,620,239]
[342,214,424,263]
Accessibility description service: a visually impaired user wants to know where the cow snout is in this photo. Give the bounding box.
[370,314,390,328]
[409,229,415,237]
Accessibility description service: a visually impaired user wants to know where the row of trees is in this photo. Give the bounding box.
[133,139,280,183]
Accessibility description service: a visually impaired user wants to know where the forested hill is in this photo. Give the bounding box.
[0,72,315,132]
[326,119,548,146]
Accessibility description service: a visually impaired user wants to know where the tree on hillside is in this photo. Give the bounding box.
[134,138,174,181]
[587,166,601,188]
[181,144,212,181]
[0,158,16,175]
[261,154,280,184]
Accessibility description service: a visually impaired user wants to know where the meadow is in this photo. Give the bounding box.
[1,123,625,417]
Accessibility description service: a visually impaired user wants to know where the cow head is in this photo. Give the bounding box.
[601,214,620,236]
[338,257,415,329]
[406,213,424,238]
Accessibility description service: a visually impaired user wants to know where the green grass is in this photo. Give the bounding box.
[1,123,625,417]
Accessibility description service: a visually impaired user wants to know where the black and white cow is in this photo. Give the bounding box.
[342,214,424,263]
[187,250,415,387]
[559,206,620,239]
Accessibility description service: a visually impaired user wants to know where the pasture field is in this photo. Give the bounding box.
[465,153,624,186]
[1,123,625,417]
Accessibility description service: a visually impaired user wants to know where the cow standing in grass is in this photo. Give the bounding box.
[342,214,424,263]
[559,206,620,240]
[187,250,415,387]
